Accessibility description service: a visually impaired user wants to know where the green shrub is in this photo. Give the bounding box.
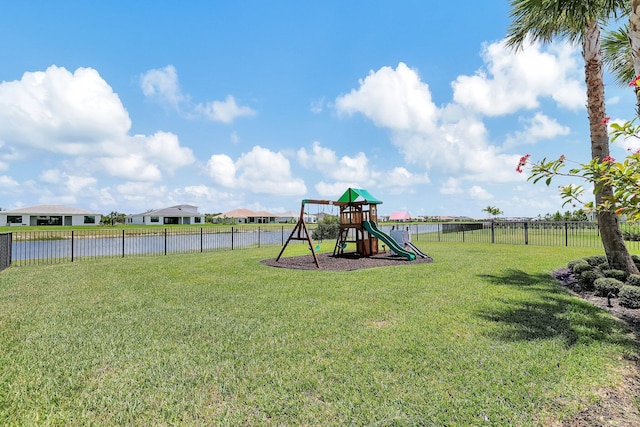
[602,269,627,282]
[568,259,589,273]
[632,254,640,264]
[585,255,607,267]
[573,262,594,275]
[312,215,340,241]
[626,274,640,287]
[593,278,623,297]
[620,285,640,309]
[579,269,604,291]
[598,262,610,270]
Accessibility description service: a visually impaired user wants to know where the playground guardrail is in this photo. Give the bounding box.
[3,221,640,268]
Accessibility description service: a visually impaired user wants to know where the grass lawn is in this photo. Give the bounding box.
[0,243,637,425]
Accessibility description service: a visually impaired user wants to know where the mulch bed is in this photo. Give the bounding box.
[553,268,640,337]
[552,268,640,426]
[260,251,433,271]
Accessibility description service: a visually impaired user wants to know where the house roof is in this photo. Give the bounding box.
[389,211,411,220]
[2,205,101,215]
[222,209,277,218]
[129,205,202,217]
[223,208,257,218]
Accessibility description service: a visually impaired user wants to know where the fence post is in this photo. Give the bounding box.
[258,226,261,248]
[282,226,284,246]
[0,233,12,271]
[71,230,74,262]
[164,229,167,255]
[201,228,203,252]
[524,222,529,245]
[491,221,495,244]
[565,222,569,247]
[231,227,234,250]
[122,229,125,258]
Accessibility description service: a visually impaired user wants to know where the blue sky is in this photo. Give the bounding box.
[0,1,637,218]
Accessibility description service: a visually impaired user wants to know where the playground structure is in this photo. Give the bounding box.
[276,188,429,268]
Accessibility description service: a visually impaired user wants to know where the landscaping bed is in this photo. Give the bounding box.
[261,251,433,270]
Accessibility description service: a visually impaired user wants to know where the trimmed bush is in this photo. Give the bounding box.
[585,255,607,267]
[579,269,604,291]
[620,285,640,309]
[568,259,589,273]
[593,277,623,297]
[573,262,594,275]
[626,274,640,287]
[602,269,627,282]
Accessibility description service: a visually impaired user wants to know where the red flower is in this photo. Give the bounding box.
[601,155,615,164]
[558,154,565,162]
[601,116,610,125]
[629,75,640,87]
[516,154,530,173]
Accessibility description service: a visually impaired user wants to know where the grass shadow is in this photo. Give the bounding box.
[477,269,635,348]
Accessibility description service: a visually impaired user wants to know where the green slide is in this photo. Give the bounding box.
[362,220,416,261]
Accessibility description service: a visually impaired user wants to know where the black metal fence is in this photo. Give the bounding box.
[0,233,11,271]
[8,226,291,267]
[3,221,640,268]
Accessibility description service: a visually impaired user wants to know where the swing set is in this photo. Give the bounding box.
[276,188,388,268]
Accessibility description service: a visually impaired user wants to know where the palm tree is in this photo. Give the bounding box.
[482,206,503,220]
[601,1,640,116]
[602,24,634,86]
[507,0,639,274]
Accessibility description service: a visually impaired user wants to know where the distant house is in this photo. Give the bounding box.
[218,209,278,224]
[0,205,102,226]
[126,205,205,225]
[389,211,411,221]
[275,211,317,224]
[274,211,299,223]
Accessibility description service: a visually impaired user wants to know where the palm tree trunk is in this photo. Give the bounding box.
[584,20,639,274]
[631,0,640,115]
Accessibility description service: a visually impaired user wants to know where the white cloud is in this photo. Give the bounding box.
[452,40,584,116]
[0,65,194,185]
[0,175,20,194]
[142,131,195,173]
[206,146,306,196]
[0,65,131,155]
[297,141,379,188]
[440,177,463,195]
[115,182,168,208]
[505,112,570,147]
[315,181,360,198]
[141,65,256,124]
[333,40,584,193]
[468,185,493,200]
[379,167,430,188]
[297,141,337,169]
[140,65,185,107]
[335,62,438,133]
[195,95,256,123]
[310,97,325,113]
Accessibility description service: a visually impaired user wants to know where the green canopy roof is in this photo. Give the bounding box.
[337,188,382,204]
